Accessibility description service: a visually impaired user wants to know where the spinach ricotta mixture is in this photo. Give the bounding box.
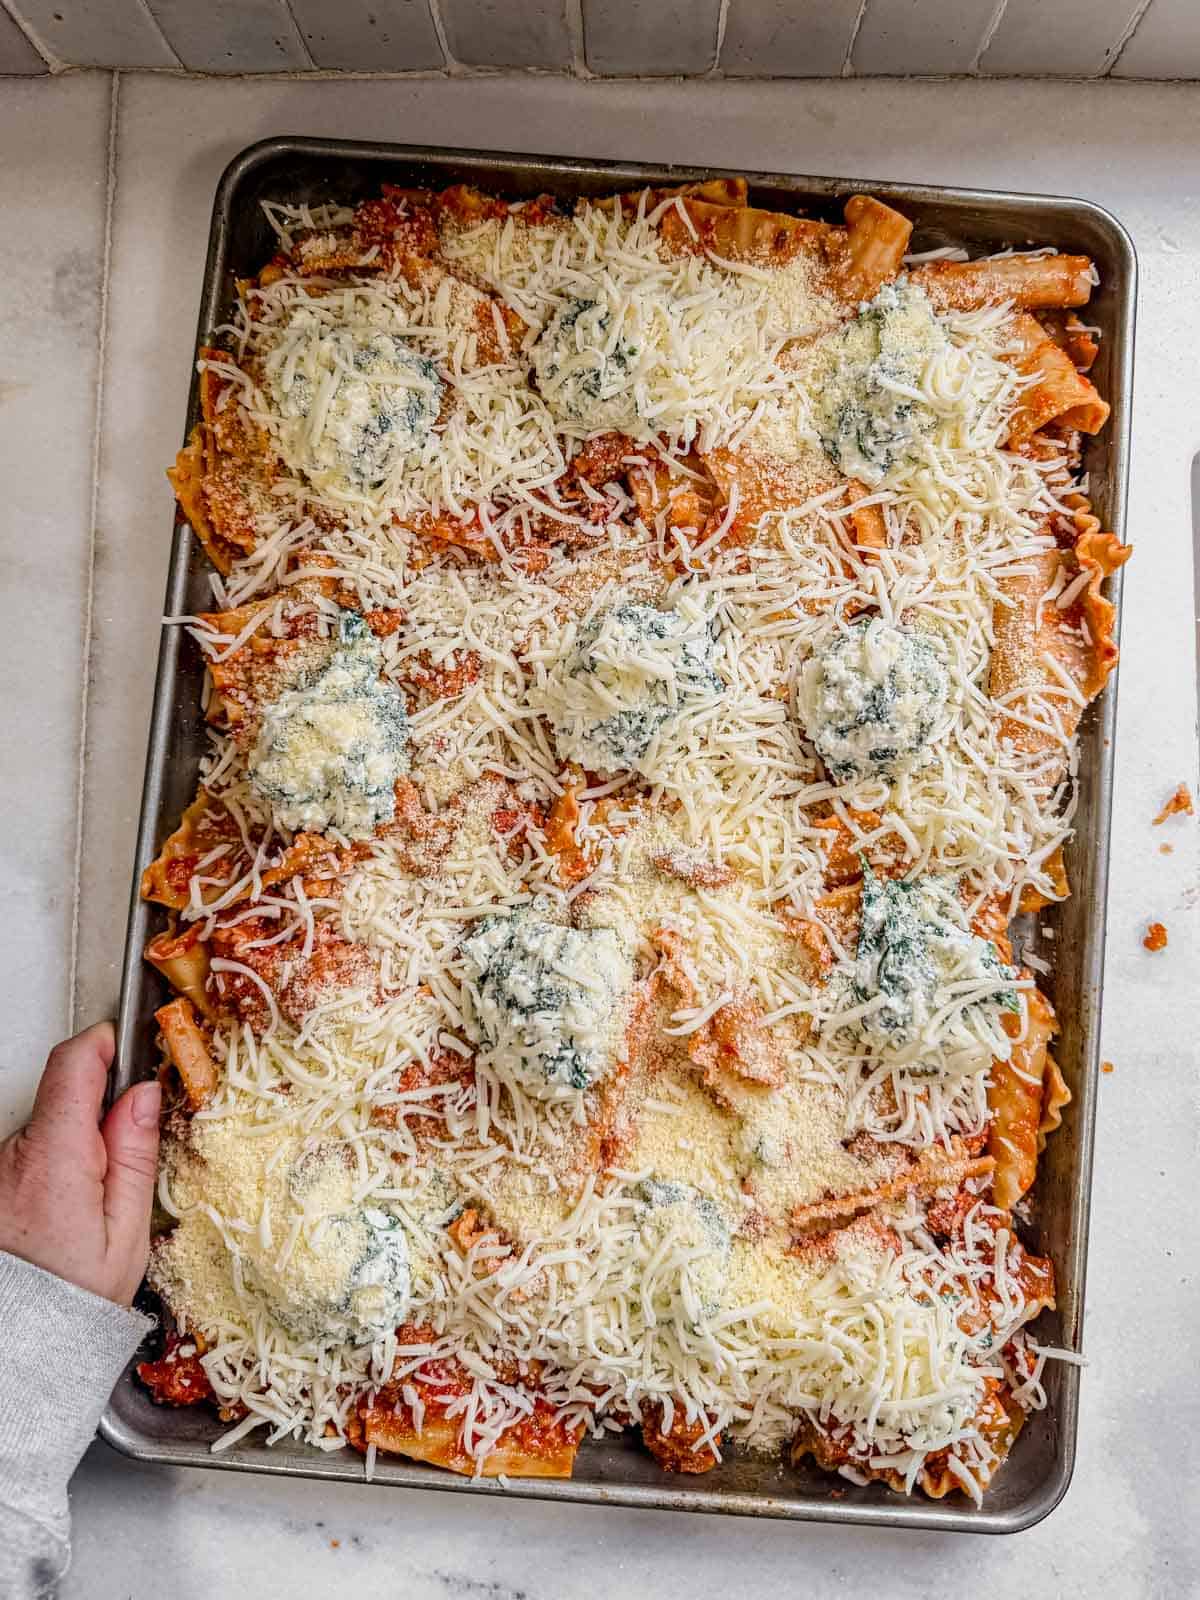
[267,1205,413,1345]
[248,611,410,838]
[266,308,443,494]
[459,908,634,1094]
[798,617,948,784]
[810,280,946,484]
[250,1147,414,1344]
[531,296,639,431]
[541,599,724,776]
[844,865,1020,1065]
[635,1179,732,1319]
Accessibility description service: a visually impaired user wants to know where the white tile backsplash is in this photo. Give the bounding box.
[979,0,1140,77]
[1113,0,1200,76]
[6,0,1200,76]
[6,0,177,68]
[287,0,444,71]
[142,0,310,72]
[584,0,721,76]
[719,0,862,77]
[850,0,998,75]
[0,1,44,71]
[443,0,571,69]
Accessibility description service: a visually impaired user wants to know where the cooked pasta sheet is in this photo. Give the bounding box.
[137,179,1127,1502]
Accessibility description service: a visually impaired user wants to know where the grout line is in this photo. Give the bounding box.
[841,0,871,77]
[426,0,460,74]
[1,0,61,70]
[278,0,316,70]
[564,0,589,77]
[8,60,1200,85]
[68,68,120,1031]
[1191,454,1200,762]
[714,0,730,57]
[703,0,729,77]
[971,0,1011,74]
[1106,0,1156,74]
[1196,444,1200,755]
[134,0,184,68]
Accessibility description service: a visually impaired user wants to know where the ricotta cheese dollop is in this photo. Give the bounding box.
[265,307,443,496]
[798,617,948,784]
[255,1145,413,1343]
[809,279,946,484]
[459,909,634,1095]
[843,865,1020,1072]
[540,598,724,777]
[159,1130,415,1348]
[635,1178,732,1319]
[531,295,639,432]
[249,612,410,838]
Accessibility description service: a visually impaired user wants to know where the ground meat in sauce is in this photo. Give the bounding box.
[640,1402,722,1474]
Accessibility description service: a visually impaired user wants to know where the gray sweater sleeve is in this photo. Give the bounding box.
[0,1251,153,1600]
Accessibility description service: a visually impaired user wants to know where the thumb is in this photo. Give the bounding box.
[100,1079,161,1272]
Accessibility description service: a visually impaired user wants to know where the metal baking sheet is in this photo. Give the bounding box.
[102,136,1136,1533]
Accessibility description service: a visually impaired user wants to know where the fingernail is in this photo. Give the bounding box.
[131,1080,162,1128]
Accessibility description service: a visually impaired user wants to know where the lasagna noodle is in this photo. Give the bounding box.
[155,997,218,1109]
[658,195,848,274]
[346,1321,584,1478]
[141,788,355,914]
[792,1377,1023,1500]
[702,446,885,552]
[146,927,213,1018]
[987,986,1067,1210]
[837,194,913,304]
[989,529,1131,757]
[789,1141,995,1232]
[1005,312,1110,446]
[911,254,1094,313]
[166,349,278,575]
[607,176,749,216]
[656,190,911,312]
[351,1391,583,1479]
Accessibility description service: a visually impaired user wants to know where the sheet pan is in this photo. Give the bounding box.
[101,136,1136,1532]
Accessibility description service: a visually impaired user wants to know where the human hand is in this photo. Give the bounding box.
[0,1022,160,1307]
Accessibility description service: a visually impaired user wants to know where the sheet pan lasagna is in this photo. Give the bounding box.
[136,176,1127,1502]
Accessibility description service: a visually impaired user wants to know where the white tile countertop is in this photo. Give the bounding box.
[0,68,1197,1600]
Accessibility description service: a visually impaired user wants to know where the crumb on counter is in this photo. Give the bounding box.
[1101,1061,1115,1075]
[1153,783,1194,825]
[1143,921,1168,952]
[1159,843,1175,855]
